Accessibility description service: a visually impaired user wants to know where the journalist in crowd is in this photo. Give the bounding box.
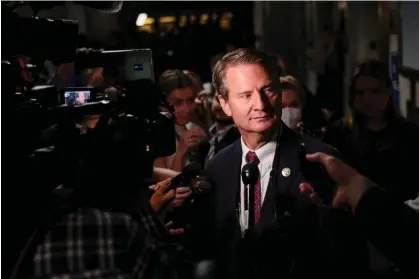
[154,70,208,172]
[323,60,419,203]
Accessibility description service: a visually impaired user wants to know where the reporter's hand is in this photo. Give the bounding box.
[171,186,193,208]
[178,129,206,154]
[149,179,175,213]
[149,184,192,209]
[299,152,375,209]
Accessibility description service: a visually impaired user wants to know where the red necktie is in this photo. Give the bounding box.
[246,151,261,224]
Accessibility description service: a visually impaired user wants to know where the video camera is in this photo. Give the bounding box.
[3,3,178,278]
[3,2,176,186]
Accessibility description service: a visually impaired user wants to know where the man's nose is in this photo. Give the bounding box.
[252,90,269,110]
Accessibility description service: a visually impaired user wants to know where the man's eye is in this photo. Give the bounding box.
[262,86,276,96]
[241,94,251,99]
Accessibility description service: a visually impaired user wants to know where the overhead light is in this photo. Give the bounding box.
[136,13,148,27]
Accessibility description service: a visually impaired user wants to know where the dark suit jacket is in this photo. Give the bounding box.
[191,124,369,279]
[212,126,241,156]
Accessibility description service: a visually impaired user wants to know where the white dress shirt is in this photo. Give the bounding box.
[239,137,277,231]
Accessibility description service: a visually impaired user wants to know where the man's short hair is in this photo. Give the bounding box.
[212,48,281,100]
[158,69,195,97]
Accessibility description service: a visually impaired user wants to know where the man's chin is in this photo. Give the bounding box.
[251,117,278,132]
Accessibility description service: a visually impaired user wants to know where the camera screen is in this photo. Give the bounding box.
[134,64,143,71]
[64,90,91,105]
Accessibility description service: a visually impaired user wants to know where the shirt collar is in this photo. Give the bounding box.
[240,128,279,165]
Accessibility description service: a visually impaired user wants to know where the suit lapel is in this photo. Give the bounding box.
[260,126,300,225]
[215,140,242,232]
[228,140,243,207]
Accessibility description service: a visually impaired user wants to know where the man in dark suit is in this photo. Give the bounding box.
[192,48,368,279]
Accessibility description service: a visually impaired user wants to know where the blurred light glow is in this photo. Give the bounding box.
[136,13,148,27]
[200,14,209,24]
[159,16,176,24]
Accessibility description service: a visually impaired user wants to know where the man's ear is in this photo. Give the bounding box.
[218,95,232,117]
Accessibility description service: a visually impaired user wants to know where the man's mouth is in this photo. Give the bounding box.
[252,115,271,120]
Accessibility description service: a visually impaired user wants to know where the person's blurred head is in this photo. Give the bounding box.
[349,60,396,123]
[211,93,233,125]
[212,48,282,136]
[159,69,197,125]
[280,75,302,130]
[183,70,204,94]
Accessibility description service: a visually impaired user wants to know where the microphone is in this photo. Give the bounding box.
[241,163,259,229]
[168,161,202,191]
[242,163,259,186]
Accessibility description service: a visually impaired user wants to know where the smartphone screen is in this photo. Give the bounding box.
[64,90,91,105]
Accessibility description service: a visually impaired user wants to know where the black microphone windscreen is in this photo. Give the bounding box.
[199,140,211,153]
[189,140,210,167]
[183,161,202,174]
[241,163,259,186]
[169,161,202,190]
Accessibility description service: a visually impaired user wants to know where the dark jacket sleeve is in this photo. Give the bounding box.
[300,134,370,276]
[355,187,419,277]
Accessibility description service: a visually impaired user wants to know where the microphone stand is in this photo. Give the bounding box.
[241,163,261,279]
[241,163,259,233]
[247,183,255,231]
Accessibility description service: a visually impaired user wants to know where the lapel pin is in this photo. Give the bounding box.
[281,167,291,177]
